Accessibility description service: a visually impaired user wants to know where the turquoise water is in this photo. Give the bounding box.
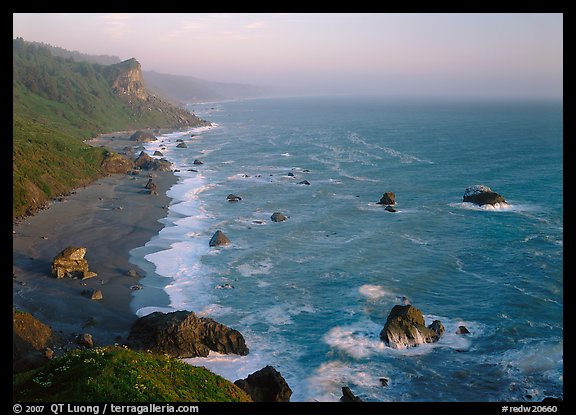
[130,96,563,402]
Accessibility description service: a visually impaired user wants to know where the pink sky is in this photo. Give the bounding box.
[13,13,563,99]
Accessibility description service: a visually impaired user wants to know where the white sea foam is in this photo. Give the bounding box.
[236,259,274,277]
[358,284,391,300]
[305,361,383,402]
[452,201,514,211]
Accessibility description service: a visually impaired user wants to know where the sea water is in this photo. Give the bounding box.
[129,96,563,402]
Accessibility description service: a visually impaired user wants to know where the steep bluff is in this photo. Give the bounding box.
[105,58,209,129]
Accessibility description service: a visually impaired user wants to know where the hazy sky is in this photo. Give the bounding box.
[13,13,563,99]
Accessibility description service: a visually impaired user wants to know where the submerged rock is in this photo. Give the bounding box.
[463,185,506,206]
[380,304,443,349]
[234,366,292,402]
[127,310,249,358]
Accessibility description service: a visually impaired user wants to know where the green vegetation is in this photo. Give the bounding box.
[12,38,206,219]
[13,346,252,402]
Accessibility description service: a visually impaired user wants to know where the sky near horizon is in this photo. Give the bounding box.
[13,13,563,99]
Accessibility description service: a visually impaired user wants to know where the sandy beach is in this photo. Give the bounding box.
[12,131,177,347]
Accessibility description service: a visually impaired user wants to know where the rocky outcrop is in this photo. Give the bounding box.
[227,194,242,202]
[13,309,57,373]
[234,366,292,402]
[51,247,97,280]
[377,192,396,205]
[101,151,134,174]
[463,185,506,206]
[270,212,288,222]
[209,230,231,247]
[110,58,149,100]
[130,130,157,142]
[380,305,444,349]
[127,310,249,358]
[340,386,363,402]
[134,151,172,171]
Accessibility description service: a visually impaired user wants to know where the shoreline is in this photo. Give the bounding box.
[12,131,177,347]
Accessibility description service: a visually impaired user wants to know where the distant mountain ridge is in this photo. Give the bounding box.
[143,70,276,104]
[27,39,274,104]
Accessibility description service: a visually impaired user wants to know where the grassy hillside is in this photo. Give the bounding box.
[13,346,252,402]
[12,115,109,217]
[12,38,207,219]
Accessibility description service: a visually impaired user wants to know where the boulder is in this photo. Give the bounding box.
[134,151,172,171]
[456,325,470,335]
[153,150,164,157]
[340,386,363,402]
[77,333,94,348]
[193,159,203,165]
[234,366,292,402]
[82,289,103,301]
[209,230,231,247]
[13,309,56,373]
[297,180,311,185]
[380,305,443,349]
[270,212,288,222]
[176,142,188,148]
[377,192,396,205]
[130,130,157,142]
[227,194,242,202]
[51,247,96,280]
[463,185,506,206]
[101,152,134,174]
[127,310,249,358]
[384,205,397,213]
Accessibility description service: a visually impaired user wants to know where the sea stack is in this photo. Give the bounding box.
[463,185,506,206]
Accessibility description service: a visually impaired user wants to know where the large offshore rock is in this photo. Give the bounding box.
[127,310,249,358]
[380,305,443,349]
[463,185,506,206]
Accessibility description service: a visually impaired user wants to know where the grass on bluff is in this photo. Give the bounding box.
[12,115,109,218]
[13,346,252,402]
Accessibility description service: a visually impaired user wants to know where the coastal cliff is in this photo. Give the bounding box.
[12,38,209,219]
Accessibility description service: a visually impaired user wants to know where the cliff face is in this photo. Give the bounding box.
[110,58,149,100]
[107,58,209,128]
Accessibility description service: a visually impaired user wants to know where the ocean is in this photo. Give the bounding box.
[129,96,563,402]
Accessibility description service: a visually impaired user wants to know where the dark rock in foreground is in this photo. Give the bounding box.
[13,309,57,373]
[209,230,231,247]
[463,185,506,206]
[380,304,444,349]
[384,205,397,213]
[127,310,249,358]
[340,386,363,402]
[234,365,292,402]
